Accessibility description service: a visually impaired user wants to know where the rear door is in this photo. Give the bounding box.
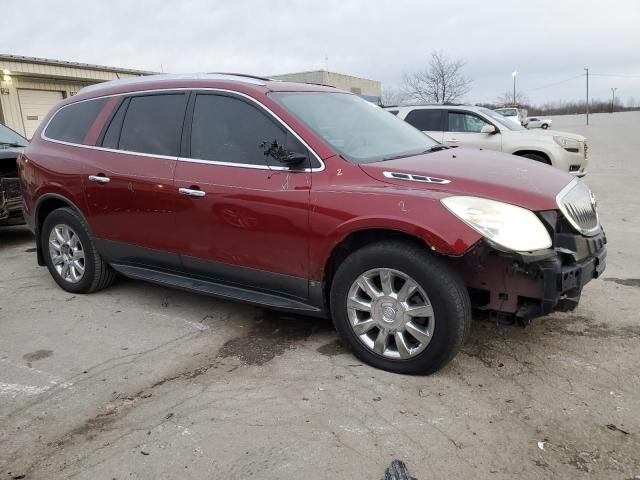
[403,109,444,142]
[173,92,313,299]
[443,110,502,151]
[84,92,188,269]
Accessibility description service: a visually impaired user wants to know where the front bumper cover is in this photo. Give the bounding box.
[0,177,24,225]
[458,225,606,323]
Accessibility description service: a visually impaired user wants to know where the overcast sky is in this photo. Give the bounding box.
[3,0,639,105]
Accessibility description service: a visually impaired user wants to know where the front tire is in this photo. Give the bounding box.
[541,123,549,129]
[41,207,116,293]
[330,240,470,375]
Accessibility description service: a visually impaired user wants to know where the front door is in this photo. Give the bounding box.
[173,92,312,299]
[84,92,188,269]
[443,110,503,151]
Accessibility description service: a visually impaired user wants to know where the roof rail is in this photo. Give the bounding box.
[78,72,270,95]
[207,72,273,82]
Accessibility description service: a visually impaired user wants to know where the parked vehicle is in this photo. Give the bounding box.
[18,74,606,374]
[494,106,528,126]
[0,123,28,226]
[389,105,588,176]
[527,117,552,129]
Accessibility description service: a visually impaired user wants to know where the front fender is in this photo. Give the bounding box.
[308,191,483,281]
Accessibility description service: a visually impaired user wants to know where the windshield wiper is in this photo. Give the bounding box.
[382,145,450,162]
[0,142,25,148]
[427,145,449,152]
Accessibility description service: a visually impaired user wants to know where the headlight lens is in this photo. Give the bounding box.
[553,136,581,151]
[441,196,552,252]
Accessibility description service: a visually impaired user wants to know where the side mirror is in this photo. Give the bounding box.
[261,140,307,168]
[481,125,497,134]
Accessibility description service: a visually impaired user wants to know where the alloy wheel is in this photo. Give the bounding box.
[346,268,435,359]
[48,224,86,284]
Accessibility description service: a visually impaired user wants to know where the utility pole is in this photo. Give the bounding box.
[584,67,589,125]
[512,71,518,104]
[611,87,618,113]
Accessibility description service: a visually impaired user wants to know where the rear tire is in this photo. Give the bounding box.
[521,153,551,165]
[330,240,470,375]
[41,207,116,293]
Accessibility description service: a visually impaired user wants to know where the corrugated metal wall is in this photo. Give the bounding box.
[0,59,144,137]
[271,70,382,103]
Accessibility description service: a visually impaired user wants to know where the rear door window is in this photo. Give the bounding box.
[189,94,309,167]
[45,98,107,144]
[404,109,443,131]
[116,94,187,156]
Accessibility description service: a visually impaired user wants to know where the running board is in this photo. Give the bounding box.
[110,264,324,316]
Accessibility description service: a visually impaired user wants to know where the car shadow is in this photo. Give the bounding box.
[0,225,34,250]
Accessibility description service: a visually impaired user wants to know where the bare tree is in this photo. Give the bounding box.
[496,90,529,106]
[380,86,407,106]
[401,51,471,104]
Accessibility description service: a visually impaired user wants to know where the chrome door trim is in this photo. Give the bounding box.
[88,175,110,183]
[178,187,206,197]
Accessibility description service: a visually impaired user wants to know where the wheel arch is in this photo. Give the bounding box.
[34,194,92,266]
[512,150,552,165]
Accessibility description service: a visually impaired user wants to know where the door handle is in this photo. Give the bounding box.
[179,187,206,198]
[447,138,459,142]
[88,175,110,184]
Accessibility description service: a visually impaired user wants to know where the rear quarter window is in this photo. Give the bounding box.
[44,98,108,144]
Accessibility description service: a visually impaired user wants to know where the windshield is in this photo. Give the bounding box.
[0,124,28,147]
[478,108,526,131]
[271,92,439,164]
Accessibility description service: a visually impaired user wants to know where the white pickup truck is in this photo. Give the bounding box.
[494,106,528,127]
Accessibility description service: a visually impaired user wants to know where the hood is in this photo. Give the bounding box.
[508,128,585,142]
[530,129,586,141]
[0,145,24,160]
[359,148,574,211]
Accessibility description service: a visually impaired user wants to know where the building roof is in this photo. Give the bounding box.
[270,69,380,84]
[0,53,156,75]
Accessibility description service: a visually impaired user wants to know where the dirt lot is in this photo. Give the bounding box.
[1,111,639,479]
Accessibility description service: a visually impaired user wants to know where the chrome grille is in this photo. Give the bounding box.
[556,179,599,236]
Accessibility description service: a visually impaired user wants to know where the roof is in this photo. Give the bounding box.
[387,104,476,109]
[78,73,272,94]
[0,53,156,75]
[68,73,342,103]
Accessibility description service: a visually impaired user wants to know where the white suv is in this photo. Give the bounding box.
[387,105,587,176]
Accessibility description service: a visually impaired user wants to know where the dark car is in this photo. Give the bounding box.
[0,123,28,226]
[17,74,606,374]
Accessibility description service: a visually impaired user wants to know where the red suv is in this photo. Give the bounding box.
[18,74,606,374]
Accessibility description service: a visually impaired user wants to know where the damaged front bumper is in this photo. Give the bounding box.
[0,177,24,226]
[457,220,607,324]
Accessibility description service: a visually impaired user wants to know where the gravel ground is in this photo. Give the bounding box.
[1,111,639,479]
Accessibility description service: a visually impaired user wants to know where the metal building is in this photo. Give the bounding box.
[0,54,151,138]
[270,70,382,104]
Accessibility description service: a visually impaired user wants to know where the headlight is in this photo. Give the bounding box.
[441,196,552,252]
[553,136,580,152]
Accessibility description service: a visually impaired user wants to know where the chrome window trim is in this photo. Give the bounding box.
[40,88,326,172]
[555,178,600,236]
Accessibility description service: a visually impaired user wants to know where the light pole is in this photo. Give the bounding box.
[512,71,518,104]
[611,87,618,113]
[585,67,589,125]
